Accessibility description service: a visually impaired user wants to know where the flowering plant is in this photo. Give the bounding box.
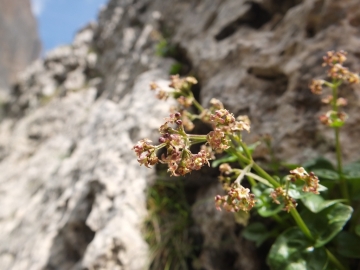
[135,51,360,269]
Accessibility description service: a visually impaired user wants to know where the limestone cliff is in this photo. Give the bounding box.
[1,0,360,269]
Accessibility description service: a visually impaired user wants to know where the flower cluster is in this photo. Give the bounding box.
[319,110,348,127]
[218,163,234,190]
[151,76,199,132]
[322,50,347,66]
[309,79,325,95]
[322,51,359,84]
[158,113,211,176]
[133,139,159,167]
[137,75,255,212]
[163,147,210,176]
[134,75,254,177]
[309,51,359,127]
[270,187,297,212]
[215,183,256,212]
[205,109,251,152]
[327,64,359,84]
[207,128,230,151]
[310,51,359,95]
[133,112,211,176]
[210,109,250,133]
[290,167,320,194]
[150,75,198,105]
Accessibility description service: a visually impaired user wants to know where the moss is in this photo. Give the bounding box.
[155,38,177,58]
[144,179,197,270]
[169,63,183,75]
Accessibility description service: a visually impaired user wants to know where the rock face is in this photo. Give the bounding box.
[1,0,360,269]
[0,0,41,91]
[0,23,175,269]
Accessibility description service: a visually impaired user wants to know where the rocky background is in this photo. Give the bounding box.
[0,0,41,92]
[1,0,360,269]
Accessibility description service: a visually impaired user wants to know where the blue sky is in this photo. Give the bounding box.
[31,0,109,53]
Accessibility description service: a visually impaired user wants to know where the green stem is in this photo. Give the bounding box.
[239,140,253,160]
[252,162,280,188]
[188,134,207,145]
[231,140,346,268]
[252,161,315,241]
[253,156,347,268]
[335,127,350,202]
[235,162,253,185]
[334,128,342,173]
[192,98,204,112]
[188,134,207,140]
[252,160,316,239]
[289,209,313,241]
[231,139,257,186]
[272,213,283,224]
[246,173,257,186]
[229,140,279,188]
[331,82,350,203]
[238,160,257,186]
[243,171,272,187]
[326,248,347,270]
[228,145,251,164]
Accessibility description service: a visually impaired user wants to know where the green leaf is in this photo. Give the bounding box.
[287,181,312,199]
[267,228,328,270]
[301,194,346,213]
[318,184,328,192]
[287,182,327,200]
[311,169,339,181]
[343,161,360,179]
[302,203,353,247]
[303,157,335,171]
[253,185,283,217]
[280,162,301,170]
[343,170,360,180]
[234,211,250,226]
[334,231,360,258]
[288,189,311,200]
[356,225,360,237]
[342,161,360,200]
[211,154,237,167]
[257,201,283,217]
[343,160,360,172]
[246,141,262,153]
[242,222,274,247]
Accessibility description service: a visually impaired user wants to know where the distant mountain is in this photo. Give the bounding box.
[0,0,41,91]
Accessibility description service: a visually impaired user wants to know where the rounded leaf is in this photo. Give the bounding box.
[334,231,360,259]
[267,228,328,270]
[302,203,353,247]
[301,194,345,213]
[242,222,274,247]
[253,185,283,217]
